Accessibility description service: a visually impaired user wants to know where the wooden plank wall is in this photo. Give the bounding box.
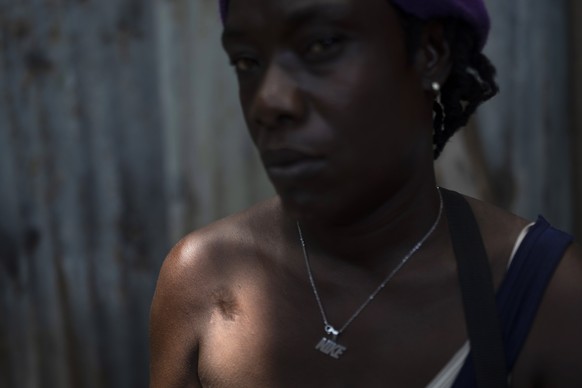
[0,0,579,388]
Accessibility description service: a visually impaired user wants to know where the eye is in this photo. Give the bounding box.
[230,56,259,74]
[304,35,345,61]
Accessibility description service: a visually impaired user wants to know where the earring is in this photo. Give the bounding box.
[431,82,441,93]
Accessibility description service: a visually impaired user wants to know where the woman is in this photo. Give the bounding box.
[150,0,582,386]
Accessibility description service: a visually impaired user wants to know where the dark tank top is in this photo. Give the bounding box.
[452,216,573,387]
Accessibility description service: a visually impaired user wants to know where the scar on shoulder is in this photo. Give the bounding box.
[212,287,240,321]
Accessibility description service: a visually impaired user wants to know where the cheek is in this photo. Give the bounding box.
[314,66,420,149]
[310,66,429,181]
[308,46,418,130]
[238,87,260,144]
[306,57,397,113]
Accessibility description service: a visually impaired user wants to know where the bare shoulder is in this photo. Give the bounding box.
[463,194,531,243]
[158,196,282,289]
[149,197,283,387]
[513,241,582,387]
[155,195,283,304]
[462,194,531,285]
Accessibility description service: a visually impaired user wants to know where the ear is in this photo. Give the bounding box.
[414,22,452,93]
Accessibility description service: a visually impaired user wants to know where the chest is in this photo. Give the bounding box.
[197,267,468,387]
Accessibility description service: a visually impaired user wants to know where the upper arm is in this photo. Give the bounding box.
[512,242,582,387]
[149,238,212,388]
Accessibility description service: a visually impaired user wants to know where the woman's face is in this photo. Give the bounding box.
[222,0,436,224]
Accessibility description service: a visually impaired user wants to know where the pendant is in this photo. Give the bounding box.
[315,337,347,359]
[315,325,347,359]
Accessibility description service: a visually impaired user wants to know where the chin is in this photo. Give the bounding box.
[277,187,333,221]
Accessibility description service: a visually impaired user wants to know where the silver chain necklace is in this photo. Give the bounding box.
[296,188,443,359]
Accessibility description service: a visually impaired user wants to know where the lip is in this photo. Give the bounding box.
[262,149,326,179]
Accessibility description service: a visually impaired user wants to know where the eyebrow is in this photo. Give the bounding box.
[222,2,352,45]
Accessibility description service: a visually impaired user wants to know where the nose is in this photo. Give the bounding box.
[249,60,306,131]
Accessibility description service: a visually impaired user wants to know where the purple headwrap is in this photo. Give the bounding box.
[218,0,490,49]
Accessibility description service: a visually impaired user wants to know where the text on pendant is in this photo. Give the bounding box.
[315,337,347,359]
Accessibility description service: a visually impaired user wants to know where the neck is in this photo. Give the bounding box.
[291,178,444,270]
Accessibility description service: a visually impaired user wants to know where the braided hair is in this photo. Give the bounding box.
[398,11,499,159]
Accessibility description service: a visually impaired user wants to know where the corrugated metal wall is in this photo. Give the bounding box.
[1,1,167,387]
[438,0,575,234]
[0,0,579,387]
[570,0,582,239]
[0,1,270,387]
